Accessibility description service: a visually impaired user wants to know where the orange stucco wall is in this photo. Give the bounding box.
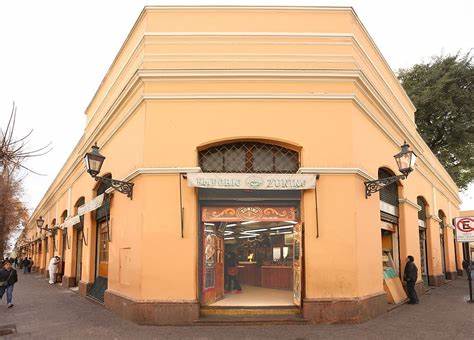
[22,7,462,306]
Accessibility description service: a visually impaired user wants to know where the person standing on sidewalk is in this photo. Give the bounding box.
[48,256,60,284]
[404,255,419,304]
[0,260,18,308]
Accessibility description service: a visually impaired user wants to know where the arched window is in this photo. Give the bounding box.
[61,210,68,223]
[378,168,399,207]
[199,142,299,174]
[438,210,446,227]
[417,197,427,222]
[96,174,111,221]
[378,168,399,224]
[74,197,85,228]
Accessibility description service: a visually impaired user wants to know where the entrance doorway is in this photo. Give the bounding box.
[74,228,83,286]
[200,206,302,308]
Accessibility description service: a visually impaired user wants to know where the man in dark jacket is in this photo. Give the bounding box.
[404,255,419,304]
[22,258,30,274]
[0,260,18,308]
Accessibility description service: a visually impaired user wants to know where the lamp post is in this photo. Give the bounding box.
[365,142,417,198]
[83,143,134,199]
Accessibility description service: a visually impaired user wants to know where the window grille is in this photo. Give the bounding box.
[417,197,427,221]
[199,142,299,174]
[378,169,398,206]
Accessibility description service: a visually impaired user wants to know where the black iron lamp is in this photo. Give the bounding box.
[365,141,417,198]
[394,141,417,177]
[84,143,134,199]
[84,143,105,178]
[36,216,50,232]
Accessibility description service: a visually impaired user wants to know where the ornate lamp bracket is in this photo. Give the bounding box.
[95,175,134,199]
[364,174,405,198]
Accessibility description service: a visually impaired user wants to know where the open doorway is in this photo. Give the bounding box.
[200,207,302,308]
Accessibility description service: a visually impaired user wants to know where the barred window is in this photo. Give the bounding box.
[417,197,427,221]
[378,168,398,206]
[199,142,299,174]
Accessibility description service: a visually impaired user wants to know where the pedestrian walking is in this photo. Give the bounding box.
[0,260,18,308]
[48,256,60,284]
[404,255,419,304]
[28,258,34,273]
[22,258,30,274]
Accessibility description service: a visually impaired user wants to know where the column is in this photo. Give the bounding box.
[426,216,444,286]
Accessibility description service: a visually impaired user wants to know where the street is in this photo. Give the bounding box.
[0,272,473,339]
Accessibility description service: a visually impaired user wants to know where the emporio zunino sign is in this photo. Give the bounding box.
[187,173,316,190]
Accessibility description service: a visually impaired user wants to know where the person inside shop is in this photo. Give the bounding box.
[48,256,60,285]
[403,255,419,304]
[225,251,242,294]
[0,260,18,308]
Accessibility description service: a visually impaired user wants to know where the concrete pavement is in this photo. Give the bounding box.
[0,271,473,339]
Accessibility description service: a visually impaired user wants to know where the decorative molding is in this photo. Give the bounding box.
[298,167,374,181]
[104,167,202,194]
[398,198,421,211]
[428,215,442,223]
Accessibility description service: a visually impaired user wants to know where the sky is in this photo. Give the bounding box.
[0,0,473,219]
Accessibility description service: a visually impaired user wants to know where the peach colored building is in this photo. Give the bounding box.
[19,7,464,325]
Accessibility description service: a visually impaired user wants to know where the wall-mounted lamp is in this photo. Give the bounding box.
[84,143,134,199]
[365,142,417,198]
[36,216,51,232]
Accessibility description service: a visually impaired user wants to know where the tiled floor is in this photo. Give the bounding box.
[211,285,293,306]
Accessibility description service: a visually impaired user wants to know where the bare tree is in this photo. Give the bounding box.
[0,103,50,255]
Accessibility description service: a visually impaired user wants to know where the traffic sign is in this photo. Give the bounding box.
[454,217,474,242]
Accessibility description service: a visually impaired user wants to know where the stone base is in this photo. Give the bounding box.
[78,281,92,297]
[62,275,76,288]
[302,292,387,324]
[39,268,45,275]
[104,290,199,325]
[428,274,445,286]
[457,269,464,276]
[445,271,457,280]
[415,281,425,296]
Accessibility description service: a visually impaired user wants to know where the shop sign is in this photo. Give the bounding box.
[61,215,81,229]
[187,173,316,190]
[454,217,474,242]
[202,206,296,222]
[78,194,105,216]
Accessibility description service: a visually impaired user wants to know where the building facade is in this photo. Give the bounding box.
[20,7,463,325]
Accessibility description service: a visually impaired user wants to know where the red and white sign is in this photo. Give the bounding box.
[454,217,474,242]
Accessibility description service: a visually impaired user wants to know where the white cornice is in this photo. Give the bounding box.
[399,198,421,211]
[428,215,442,223]
[297,167,374,181]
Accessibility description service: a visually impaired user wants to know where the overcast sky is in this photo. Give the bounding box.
[0,0,473,213]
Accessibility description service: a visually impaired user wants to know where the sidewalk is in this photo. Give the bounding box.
[1,272,473,339]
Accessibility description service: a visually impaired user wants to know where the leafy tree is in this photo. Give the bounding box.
[398,52,474,190]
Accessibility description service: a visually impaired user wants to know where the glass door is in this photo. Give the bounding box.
[201,222,224,305]
[96,221,109,278]
[293,223,302,306]
[419,229,428,285]
[75,229,83,286]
